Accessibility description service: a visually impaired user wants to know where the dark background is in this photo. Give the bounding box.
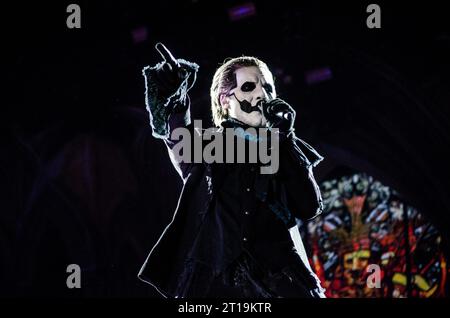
[1,0,449,297]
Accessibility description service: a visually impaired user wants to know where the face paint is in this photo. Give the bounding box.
[262,83,273,96]
[241,81,256,92]
[229,92,263,113]
[222,66,276,127]
[227,78,271,114]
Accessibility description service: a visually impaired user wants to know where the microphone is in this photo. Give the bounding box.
[261,100,293,121]
[268,106,293,121]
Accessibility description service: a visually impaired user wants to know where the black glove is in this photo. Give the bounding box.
[142,43,199,139]
[263,98,296,134]
[153,43,190,98]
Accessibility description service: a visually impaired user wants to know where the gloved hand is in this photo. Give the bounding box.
[142,43,199,139]
[263,98,296,134]
[153,43,190,98]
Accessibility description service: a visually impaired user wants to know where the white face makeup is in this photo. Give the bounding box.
[221,66,276,127]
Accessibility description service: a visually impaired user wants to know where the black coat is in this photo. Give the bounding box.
[138,114,325,298]
[138,65,325,297]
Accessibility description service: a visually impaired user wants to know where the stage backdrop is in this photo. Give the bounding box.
[302,171,449,298]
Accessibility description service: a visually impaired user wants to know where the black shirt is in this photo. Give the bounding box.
[215,160,302,273]
[170,119,322,296]
[199,119,307,274]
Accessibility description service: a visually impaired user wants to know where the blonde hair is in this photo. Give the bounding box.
[210,56,272,126]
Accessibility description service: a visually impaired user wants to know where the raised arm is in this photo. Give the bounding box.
[142,43,199,181]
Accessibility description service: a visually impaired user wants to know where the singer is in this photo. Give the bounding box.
[138,43,326,298]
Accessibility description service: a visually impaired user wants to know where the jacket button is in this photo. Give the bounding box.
[244,211,250,215]
[246,187,251,192]
[243,237,248,242]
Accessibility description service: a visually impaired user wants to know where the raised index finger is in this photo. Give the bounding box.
[155,42,179,67]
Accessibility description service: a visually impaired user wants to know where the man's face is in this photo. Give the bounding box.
[221,66,276,127]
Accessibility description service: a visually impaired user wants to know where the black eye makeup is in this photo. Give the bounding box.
[240,81,256,92]
[262,83,273,94]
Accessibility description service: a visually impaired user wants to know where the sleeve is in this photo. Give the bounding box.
[142,59,199,181]
[278,134,324,221]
